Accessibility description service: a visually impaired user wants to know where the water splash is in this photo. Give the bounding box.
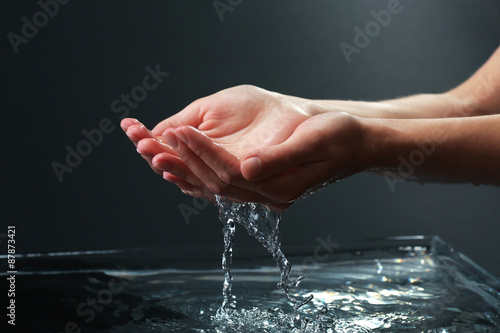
[220,217,235,309]
[215,195,313,312]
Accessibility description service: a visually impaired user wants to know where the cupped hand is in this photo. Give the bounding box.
[166,110,367,205]
[121,85,313,209]
[122,85,368,209]
[151,85,311,156]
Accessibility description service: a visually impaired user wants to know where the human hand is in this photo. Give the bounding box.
[121,85,315,208]
[164,110,367,206]
[122,85,369,208]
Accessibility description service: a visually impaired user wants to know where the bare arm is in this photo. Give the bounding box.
[290,46,500,119]
[363,114,500,187]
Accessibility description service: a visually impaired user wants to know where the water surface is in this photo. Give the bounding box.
[9,237,500,332]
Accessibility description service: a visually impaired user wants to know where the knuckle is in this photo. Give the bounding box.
[170,169,186,180]
[194,146,207,159]
[136,139,147,151]
[227,163,241,177]
[207,182,222,195]
[179,153,192,166]
[207,175,230,195]
[217,170,232,184]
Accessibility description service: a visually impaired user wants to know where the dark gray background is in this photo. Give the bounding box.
[3,1,500,276]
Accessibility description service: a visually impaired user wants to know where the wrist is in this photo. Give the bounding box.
[303,98,390,118]
[359,117,407,171]
[361,117,451,173]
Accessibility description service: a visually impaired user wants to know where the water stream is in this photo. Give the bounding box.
[215,196,313,313]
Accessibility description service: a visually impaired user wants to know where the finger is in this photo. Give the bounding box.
[162,129,281,205]
[161,129,228,194]
[171,126,296,201]
[120,118,140,132]
[136,137,179,175]
[140,154,163,175]
[125,123,155,147]
[153,152,207,190]
[125,121,172,153]
[240,132,316,181]
[173,126,241,184]
[251,163,333,204]
[162,172,213,200]
[151,99,205,136]
[136,138,177,157]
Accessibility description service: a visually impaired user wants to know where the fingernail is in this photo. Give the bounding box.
[175,129,189,145]
[162,131,178,149]
[242,156,262,178]
[120,118,138,131]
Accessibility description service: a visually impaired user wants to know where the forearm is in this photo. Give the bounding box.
[298,46,500,120]
[361,114,500,186]
[303,93,469,119]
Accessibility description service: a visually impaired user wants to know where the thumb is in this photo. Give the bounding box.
[241,136,313,181]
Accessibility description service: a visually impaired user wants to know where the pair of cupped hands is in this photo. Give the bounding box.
[121,85,363,211]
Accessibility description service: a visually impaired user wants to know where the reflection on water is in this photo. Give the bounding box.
[112,249,498,332]
[10,238,500,332]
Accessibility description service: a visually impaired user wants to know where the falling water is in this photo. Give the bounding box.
[215,195,313,312]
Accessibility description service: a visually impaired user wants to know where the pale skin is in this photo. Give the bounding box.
[121,46,500,210]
